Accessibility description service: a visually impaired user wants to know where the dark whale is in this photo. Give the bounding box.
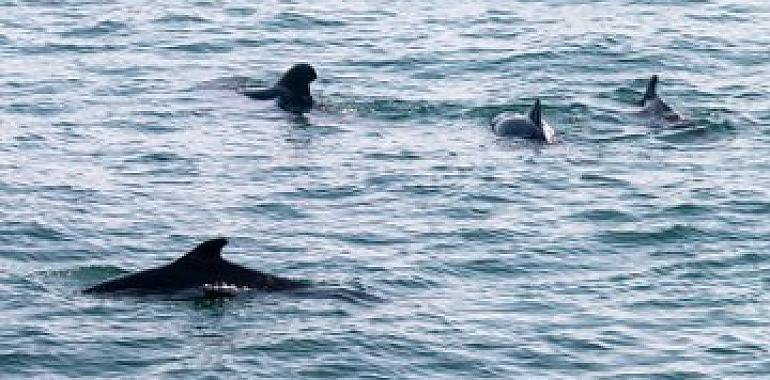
[240,63,317,113]
[490,99,556,143]
[638,75,689,127]
[84,238,307,295]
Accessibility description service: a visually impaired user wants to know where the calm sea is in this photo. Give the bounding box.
[1,0,769,378]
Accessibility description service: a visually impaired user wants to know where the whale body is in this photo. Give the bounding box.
[84,238,307,295]
[638,75,689,127]
[240,63,317,113]
[491,99,556,143]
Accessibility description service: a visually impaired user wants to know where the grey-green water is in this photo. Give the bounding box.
[1,0,769,378]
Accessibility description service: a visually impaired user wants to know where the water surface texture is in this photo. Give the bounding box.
[1,0,769,378]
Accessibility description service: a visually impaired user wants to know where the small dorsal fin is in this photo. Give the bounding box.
[642,75,658,103]
[528,98,542,127]
[177,238,228,263]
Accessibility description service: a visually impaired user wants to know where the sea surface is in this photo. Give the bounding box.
[1,0,769,378]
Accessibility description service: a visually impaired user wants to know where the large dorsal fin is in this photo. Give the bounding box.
[528,98,543,127]
[642,75,658,104]
[176,238,228,263]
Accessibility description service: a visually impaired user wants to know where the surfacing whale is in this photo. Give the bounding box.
[638,75,689,127]
[84,238,307,295]
[491,99,556,143]
[240,63,317,113]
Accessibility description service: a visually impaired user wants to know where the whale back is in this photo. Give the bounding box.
[84,238,307,294]
[491,99,555,143]
[491,113,536,137]
[638,75,686,127]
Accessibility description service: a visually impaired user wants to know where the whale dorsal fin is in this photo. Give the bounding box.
[528,98,542,127]
[642,75,658,104]
[177,238,228,263]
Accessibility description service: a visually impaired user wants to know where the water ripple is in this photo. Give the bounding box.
[1,0,769,378]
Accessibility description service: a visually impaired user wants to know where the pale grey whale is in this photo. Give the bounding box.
[490,99,556,143]
[638,75,690,128]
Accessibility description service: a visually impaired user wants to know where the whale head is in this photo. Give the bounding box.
[278,63,317,94]
[274,63,317,112]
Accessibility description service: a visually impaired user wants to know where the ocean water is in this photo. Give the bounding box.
[1,0,769,378]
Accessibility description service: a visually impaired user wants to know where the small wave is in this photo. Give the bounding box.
[599,224,708,246]
[263,12,347,30]
[651,252,769,275]
[6,101,67,116]
[58,20,129,38]
[233,202,308,220]
[579,173,633,187]
[570,209,636,222]
[399,184,445,196]
[195,76,268,91]
[283,185,363,200]
[46,265,127,282]
[455,228,517,243]
[726,200,770,215]
[35,265,127,294]
[162,42,233,54]
[461,194,514,204]
[335,233,409,247]
[350,98,467,121]
[654,118,738,144]
[18,43,124,55]
[660,203,712,217]
[153,14,212,24]
[0,221,68,243]
[363,150,423,161]
[125,152,187,163]
[225,7,256,17]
